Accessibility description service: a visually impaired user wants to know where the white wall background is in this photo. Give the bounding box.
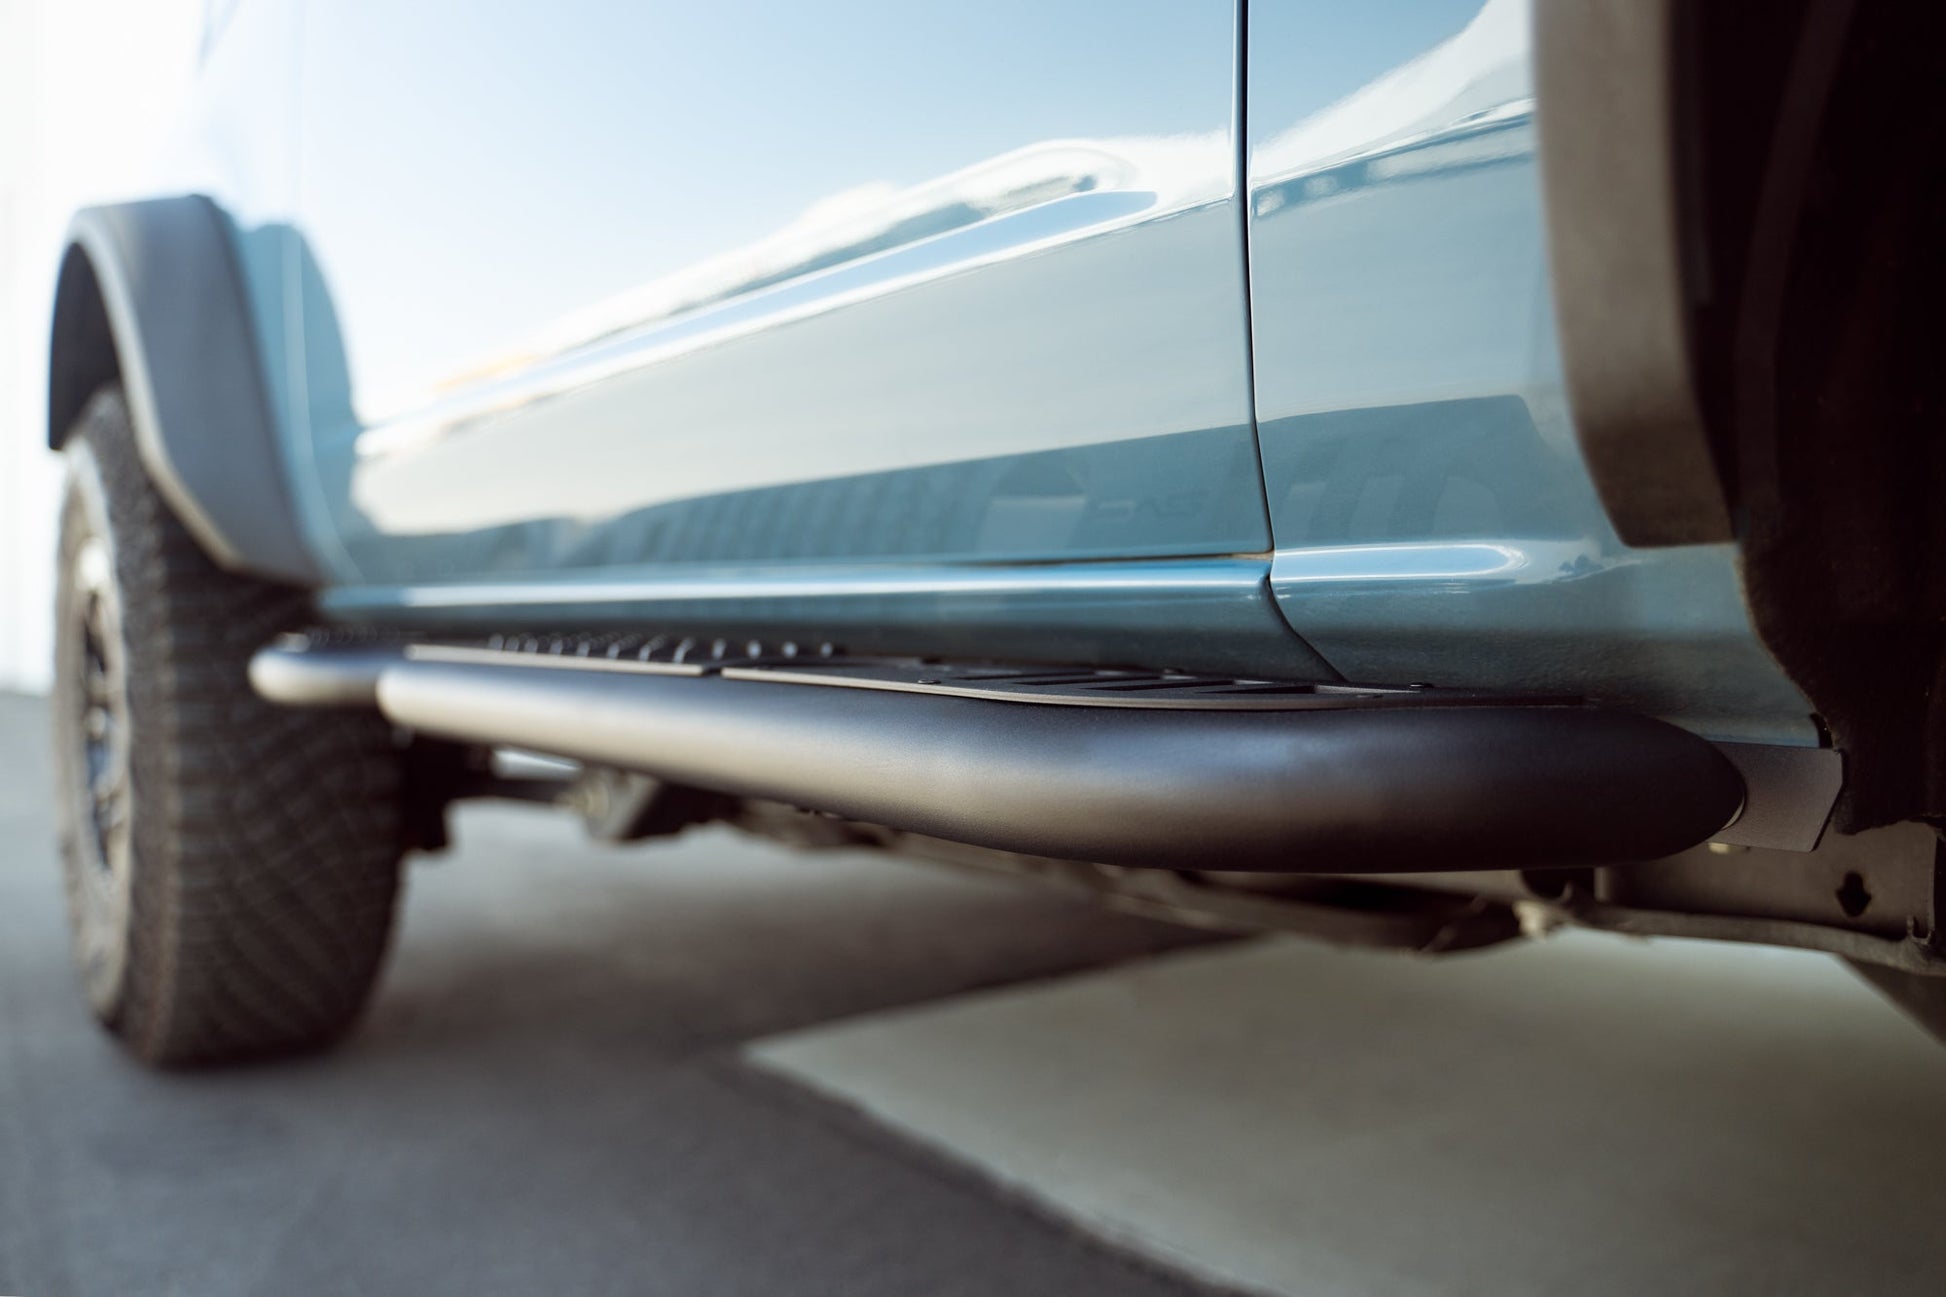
[0,0,206,692]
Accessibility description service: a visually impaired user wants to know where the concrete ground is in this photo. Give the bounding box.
[0,692,1229,1297]
[759,932,1946,1296]
[5,689,1946,1295]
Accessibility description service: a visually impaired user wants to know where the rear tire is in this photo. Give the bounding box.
[52,387,406,1067]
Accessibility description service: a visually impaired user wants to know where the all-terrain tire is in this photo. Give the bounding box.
[52,386,406,1067]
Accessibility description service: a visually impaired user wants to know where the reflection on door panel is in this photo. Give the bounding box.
[290,0,1267,583]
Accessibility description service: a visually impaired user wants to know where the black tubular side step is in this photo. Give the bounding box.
[250,634,1746,873]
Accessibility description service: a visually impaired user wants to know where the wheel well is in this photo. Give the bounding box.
[47,243,121,450]
[1684,0,1946,831]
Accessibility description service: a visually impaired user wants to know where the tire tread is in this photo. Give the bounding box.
[58,387,405,1066]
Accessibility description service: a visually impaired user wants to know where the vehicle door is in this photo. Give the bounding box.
[286,1,1269,604]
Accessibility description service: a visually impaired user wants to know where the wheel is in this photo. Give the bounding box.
[52,386,407,1067]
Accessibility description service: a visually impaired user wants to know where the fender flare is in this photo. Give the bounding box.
[1533,0,1734,548]
[48,195,321,585]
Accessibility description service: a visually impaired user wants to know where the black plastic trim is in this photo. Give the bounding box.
[1533,0,1734,546]
[49,197,320,585]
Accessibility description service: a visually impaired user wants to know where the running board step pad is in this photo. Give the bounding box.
[251,633,1746,873]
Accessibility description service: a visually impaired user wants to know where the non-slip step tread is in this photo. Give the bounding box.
[266,629,1579,712]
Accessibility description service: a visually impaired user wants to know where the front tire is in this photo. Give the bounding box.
[52,387,407,1067]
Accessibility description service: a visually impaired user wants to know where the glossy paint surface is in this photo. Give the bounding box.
[288,0,1272,585]
[153,0,1819,742]
[1245,0,1814,742]
[320,557,1336,682]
